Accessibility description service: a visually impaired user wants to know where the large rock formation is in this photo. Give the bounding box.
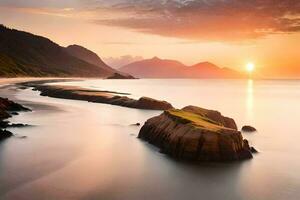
[139,106,253,161]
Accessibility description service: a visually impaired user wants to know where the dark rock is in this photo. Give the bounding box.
[242,125,257,132]
[0,97,30,140]
[107,73,135,79]
[0,120,9,128]
[0,108,10,120]
[9,123,29,128]
[138,106,254,162]
[131,123,141,126]
[0,129,13,139]
[10,112,19,115]
[0,97,31,114]
[135,97,173,110]
[22,83,173,110]
[250,147,258,153]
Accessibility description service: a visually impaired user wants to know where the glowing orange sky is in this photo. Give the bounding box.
[0,0,299,78]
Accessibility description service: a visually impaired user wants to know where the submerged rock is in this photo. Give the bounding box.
[139,106,254,161]
[242,125,257,132]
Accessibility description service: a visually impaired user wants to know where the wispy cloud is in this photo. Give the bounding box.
[0,6,76,18]
[86,0,300,41]
[0,0,82,18]
[2,0,300,41]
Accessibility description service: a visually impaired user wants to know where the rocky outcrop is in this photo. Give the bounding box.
[139,106,254,161]
[242,125,257,132]
[0,97,30,117]
[21,82,173,110]
[0,129,12,140]
[0,97,30,140]
[106,72,135,79]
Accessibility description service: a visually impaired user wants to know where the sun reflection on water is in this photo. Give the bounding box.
[246,79,254,121]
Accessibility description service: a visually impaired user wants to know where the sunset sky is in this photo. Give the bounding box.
[0,0,299,78]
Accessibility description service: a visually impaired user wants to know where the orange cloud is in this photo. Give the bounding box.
[90,0,300,41]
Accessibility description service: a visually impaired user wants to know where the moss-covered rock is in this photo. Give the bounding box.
[139,106,253,162]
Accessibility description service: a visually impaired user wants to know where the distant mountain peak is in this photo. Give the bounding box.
[120,57,244,79]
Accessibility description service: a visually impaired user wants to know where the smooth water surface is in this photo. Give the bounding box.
[0,79,300,200]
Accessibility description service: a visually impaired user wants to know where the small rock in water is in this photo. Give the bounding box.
[250,147,258,153]
[131,123,141,126]
[242,125,257,132]
[10,112,19,115]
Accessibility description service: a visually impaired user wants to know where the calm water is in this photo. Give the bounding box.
[0,79,300,200]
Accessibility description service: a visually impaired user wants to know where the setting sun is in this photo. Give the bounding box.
[246,63,255,72]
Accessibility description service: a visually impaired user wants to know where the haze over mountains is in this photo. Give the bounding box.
[0,25,115,77]
[120,57,244,78]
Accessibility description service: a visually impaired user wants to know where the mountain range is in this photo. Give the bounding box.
[0,25,115,77]
[0,25,244,79]
[120,57,244,78]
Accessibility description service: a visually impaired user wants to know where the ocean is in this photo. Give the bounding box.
[0,79,299,200]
